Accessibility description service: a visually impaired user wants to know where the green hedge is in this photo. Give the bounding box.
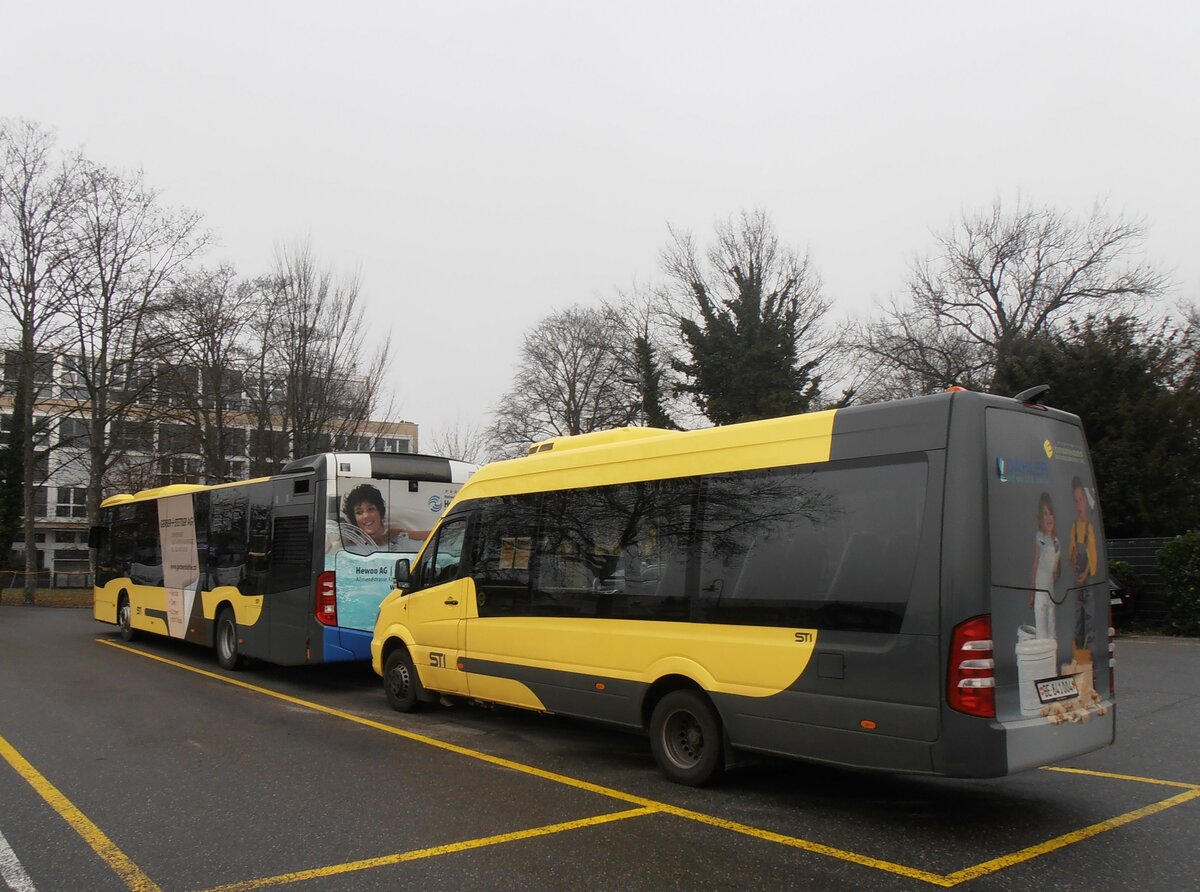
[1157,531,1200,636]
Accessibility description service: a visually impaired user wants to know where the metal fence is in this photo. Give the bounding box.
[1107,537,1172,623]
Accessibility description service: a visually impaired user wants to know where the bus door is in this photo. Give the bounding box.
[266,476,317,664]
[405,515,470,696]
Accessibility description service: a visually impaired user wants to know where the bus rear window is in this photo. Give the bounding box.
[986,408,1104,591]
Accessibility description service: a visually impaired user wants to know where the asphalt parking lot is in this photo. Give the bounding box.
[1,607,1196,891]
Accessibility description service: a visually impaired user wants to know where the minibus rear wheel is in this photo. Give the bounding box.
[649,689,725,786]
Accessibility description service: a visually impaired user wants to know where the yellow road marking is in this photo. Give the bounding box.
[97,638,1199,889]
[1041,765,1200,790]
[944,788,1200,886]
[199,807,656,892]
[0,731,161,892]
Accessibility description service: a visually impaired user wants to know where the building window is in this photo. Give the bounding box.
[375,437,412,454]
[159,456,202,485]
[59,417,90,447]
[33,486,48,518]
[159,424,197,454]
[111,419,154,452]
[59,355,89,400]
[56,487,88,518]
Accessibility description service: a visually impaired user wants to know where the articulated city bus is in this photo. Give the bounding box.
[372,390,1115,784]
[93,452,475,667]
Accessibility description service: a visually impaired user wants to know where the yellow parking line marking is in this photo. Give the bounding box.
[1041,765,1200,790]
[646,805,953,886]
[98,639,1200,888]
[0,731,161,892]
[199,807,656,892]
[943,788,1200,886]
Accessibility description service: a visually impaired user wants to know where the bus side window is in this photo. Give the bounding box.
[412,516,469,591]
[472,496,537,617]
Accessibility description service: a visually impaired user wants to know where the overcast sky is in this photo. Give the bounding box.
[5,2,1198,444]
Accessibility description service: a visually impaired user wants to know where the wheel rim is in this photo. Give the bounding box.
[218,620,234,661]
[387,660,411,701]
[661,707,705,769]
[118,602,130,631]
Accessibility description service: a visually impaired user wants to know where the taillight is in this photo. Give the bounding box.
[948,615,995,717]
[315,571,337,626]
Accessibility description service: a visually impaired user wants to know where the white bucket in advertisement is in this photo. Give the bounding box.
[1016,637,1057,716]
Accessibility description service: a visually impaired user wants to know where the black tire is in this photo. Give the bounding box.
[383,648,422,712]
[649,688,725,786]
[117,594,136,642]
[215,607,241,670]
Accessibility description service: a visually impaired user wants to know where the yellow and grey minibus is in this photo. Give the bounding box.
[371,389,1115,784]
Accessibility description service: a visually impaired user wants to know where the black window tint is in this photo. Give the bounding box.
[98,504,137,585]
[193,493,210,588]
[531,480,694,620]
[412,516,469,591]
[473,497,538,617]
[130,502,162,585]
[245,485,273,594]
[697,459,927,632]
[210,487,250,591]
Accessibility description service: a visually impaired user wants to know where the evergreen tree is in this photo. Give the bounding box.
[665,211,830,425]
[992,315,1200,537]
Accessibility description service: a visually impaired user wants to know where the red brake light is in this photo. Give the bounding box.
[948,615,995,717]
[315,571,337,626]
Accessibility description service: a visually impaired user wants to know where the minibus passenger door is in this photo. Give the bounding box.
[404,517,470,696]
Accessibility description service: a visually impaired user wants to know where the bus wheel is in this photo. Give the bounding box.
[384,649,422,713]
[117,595,136,642]
[215,608,241,670]
[649,689,725,786]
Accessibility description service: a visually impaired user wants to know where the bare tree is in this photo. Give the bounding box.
[851,197,1170,399]
[60,161,207,522]
[0,120,82,601]
[247,240,391,473]
[159,266,264,483]
[427,418,490,464]
[488,304,640,456]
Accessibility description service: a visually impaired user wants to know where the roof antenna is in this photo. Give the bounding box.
[1013,384,1050,405]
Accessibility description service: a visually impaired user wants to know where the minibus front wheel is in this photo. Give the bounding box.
[383,647,423,712]
[649,688,725,786]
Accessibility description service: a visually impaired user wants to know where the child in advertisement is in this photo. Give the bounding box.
[1069,476,1098,650]
[1029,492,1061,642]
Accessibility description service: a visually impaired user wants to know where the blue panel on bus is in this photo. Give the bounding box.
[321,625,373,662]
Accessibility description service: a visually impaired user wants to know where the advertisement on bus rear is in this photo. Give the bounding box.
[985,408,1113,756]
[325,477,462,630]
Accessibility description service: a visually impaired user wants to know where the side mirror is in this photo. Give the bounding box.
[393,558,411,591]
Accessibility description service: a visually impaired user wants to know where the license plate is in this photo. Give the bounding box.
[1036,674,1079,704]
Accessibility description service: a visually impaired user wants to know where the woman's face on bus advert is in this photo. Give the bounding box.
[353,501,384,541]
